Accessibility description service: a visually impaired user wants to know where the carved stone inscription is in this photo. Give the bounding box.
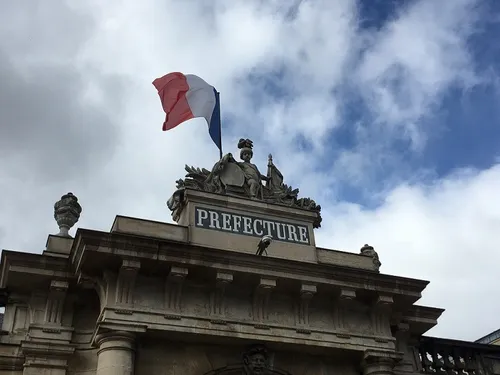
[195,207,311,245]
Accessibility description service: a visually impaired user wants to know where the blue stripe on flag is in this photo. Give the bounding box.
[208,88,222,152]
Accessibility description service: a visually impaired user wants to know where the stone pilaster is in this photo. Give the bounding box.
[209,271,233,322]
[253,277,276,327]
[95,331,135,375]
[333,287,356,336]
[362,350,403,375]
[164,266,188,318]
[44,280,68,324]
[371,295,393,338]
[296,283,316,332]
[21,340,75,375]
[116,260,140,305]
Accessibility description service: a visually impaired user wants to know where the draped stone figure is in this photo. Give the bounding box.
[167,138,322,228]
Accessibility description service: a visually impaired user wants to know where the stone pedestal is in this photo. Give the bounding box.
[96,331,135,375]
[362,350,403,375]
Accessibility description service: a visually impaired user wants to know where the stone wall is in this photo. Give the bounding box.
[135,340,360,375]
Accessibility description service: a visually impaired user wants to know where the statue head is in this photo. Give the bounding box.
[243,344,269,375]
[238,138,254,162]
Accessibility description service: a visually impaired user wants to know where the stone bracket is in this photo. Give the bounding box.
[115,259,141,305]
[371,294,394,336]
[297,283,316,327]
[333,287,357,331]
[210,271,233,319]
[165,266,188,313]
[44,280,69,325]
[253,277,276,325]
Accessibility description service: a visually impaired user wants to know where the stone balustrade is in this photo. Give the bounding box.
[417,336,500,375]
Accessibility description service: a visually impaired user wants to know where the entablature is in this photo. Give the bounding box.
[0,250,72,293]
[70,227,428,307]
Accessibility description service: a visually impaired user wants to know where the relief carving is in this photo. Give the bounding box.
[204,344,292,375]
[253,278,276,327]
[370,295,393,338]
[165,266,188,317]
[333,288,356,336]
[296,283,316,332]
[44,280,68,325]
[210,271,233,323]
[115,259,140,305]
[243,345,270,375]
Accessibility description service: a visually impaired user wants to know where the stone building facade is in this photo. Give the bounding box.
[0,139,499,375]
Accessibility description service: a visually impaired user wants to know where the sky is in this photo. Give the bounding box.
[1,0,500,342]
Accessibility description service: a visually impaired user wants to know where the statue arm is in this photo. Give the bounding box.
[214,153,235,172]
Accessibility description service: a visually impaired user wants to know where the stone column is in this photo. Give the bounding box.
[96,331,135,375]
[362,350,403,375]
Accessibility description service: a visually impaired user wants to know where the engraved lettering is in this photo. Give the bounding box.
[263,220,275,236]
[194,207,310,245]
[287,224,299,242]
[232,215,242,232]
[253,219,264,236]
[276,223,287,240]
[196,208,208,226]
[209,211,221,229]
[298,226,309,243]
[243,217,253,234]
[221,213,232,231]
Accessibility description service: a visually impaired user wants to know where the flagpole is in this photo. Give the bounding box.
[217,91,223,160]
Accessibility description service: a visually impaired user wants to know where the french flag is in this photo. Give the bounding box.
[152,72,222,152]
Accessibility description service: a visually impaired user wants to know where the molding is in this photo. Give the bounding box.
[98,308,396,352]
[0,354,24,371]
[0,250,71,289]
[71,229,428,300]
[21,339,76,357]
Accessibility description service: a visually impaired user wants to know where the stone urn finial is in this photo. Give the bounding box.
[360,244,381,271]
[53,192,82,238]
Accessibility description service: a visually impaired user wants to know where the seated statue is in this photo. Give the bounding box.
[212,139,269,199]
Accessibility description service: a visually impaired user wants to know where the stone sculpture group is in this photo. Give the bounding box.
[167,138,322,228]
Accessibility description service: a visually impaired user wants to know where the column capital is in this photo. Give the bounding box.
[95,330,136,375]
[95,330,135,343]
[95,330,136,355]
[362,350,403,375]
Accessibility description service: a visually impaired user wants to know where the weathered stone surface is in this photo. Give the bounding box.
[0,186,477,375]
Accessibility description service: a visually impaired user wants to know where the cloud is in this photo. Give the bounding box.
[0,0,495,342]
[318,164,500,340]
[0,1,128,182]
[355,0,480,149]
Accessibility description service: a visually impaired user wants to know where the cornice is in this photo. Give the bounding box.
[71,228,429,300]
[0,250,72,289]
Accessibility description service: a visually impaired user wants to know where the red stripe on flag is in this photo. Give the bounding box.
[152,72,194,131]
